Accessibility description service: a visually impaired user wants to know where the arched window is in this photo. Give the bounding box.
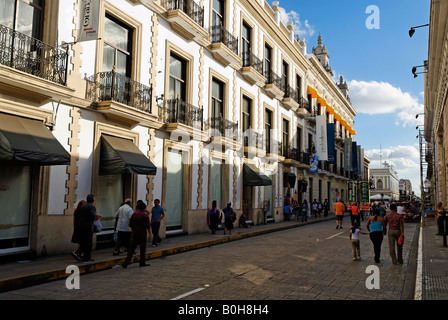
[377,179,383,189]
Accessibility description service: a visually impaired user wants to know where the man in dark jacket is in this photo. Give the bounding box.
[77,194,101,262]
[122,200,151,268]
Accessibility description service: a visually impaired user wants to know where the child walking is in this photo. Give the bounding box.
[349,223,369,261]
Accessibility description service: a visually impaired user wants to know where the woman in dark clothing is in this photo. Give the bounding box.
[207,200,221,234]
[366,207,384,263]
[71,200,86,261]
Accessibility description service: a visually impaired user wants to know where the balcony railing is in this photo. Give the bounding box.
[265,70,283,89]
[206,115,239,139]
[300,97,311,112]
[159,98,203,130]
[161,0,204,27]
[242,50,263,75]
[284,85,299,103]
[85,71,152,114]
[0,24,68,85]
[244,130,264,149]
[210,25,239,56]
[284,147,310,164]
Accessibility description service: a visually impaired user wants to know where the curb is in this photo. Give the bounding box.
[0,217,334,293]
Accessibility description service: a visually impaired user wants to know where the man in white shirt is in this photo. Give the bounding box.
[113,198,133,256]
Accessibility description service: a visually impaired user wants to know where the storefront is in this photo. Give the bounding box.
[0,113,70,255]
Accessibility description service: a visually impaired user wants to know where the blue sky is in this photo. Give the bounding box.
[273,0,429,195]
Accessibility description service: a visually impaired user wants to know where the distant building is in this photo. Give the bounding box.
[399,179,413,200]
[370,163,400,201]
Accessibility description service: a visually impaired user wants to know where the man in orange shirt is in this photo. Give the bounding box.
[334,198,346,229]
[350,202,360,226]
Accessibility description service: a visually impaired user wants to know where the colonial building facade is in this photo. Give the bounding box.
[0,0,359,257]
[424,0,448,209]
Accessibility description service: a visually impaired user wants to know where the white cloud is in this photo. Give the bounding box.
[277,6,315,39]
[348,80,424,127]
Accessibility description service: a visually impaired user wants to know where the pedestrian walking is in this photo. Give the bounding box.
[151,199,165,247]
[350,202,360,226]
[207,200,221,234]
[383,203,404,264]
[366,207,384,263]
[318,201,323,217]
[436,202,445,236]
[312,199,318,218]
[113,198,133,256]
[122,200,151,268]
[349,223,369,261]
[301,200,309,222]
[323,199,329,217]
[223,202,236,235]
[77,194,102,263]
[334,198,346,229]
[292,199,300,221]
[71,199,86,261]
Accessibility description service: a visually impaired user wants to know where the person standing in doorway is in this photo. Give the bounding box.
[122,200,151,268]
[151,199,165,247]
[113,198,133,256]
[77,194,102,263]
[334,198,346,229]
[383,203,404,264]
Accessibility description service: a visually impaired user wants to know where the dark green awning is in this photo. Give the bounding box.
[100,135,157,175]
[243,163,272,186]
[0,113,70,165]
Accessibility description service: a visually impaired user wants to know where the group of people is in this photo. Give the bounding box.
[71,195,165,268]
[207,201,238,235]
[283,196,331,223]
[349,202,405,264]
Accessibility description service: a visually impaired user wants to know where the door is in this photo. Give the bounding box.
[96,174,124,231]
[210,158,223,208]
[265,173,274,220]
[166,150,184,230]
[0,165,32,254]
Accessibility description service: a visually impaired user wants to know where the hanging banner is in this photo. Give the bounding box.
[360,148,365,178]
[78,0,101,43]
[327,123,335,164]
[351,141,358,173]
[360,181,370,210]
[308,155,319,173]
[347,181,357,205]
[357,145,362,176]
[344,138,352,172]
[315,115,328,161]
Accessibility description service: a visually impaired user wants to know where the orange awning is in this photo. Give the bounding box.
[307,86,318,98]
[326,106,335,114]
[317,96,327,106]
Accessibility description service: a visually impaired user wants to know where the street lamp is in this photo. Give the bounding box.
[416,113,424,119]
[409,24,429,37]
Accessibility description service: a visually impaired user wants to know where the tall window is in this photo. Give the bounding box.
[212,0,224,26]
[265,109,272,153]
[264,44,272,79]
[282,119,289,152]
[242,22,251,64]
[169,53,187,100]
[282,60,288,91]
[211,79,224,123]
[296,75,302,99]
[103,15,133,77]
[0,0,44,39]
[242,96,251,132]
[297,126,302,152]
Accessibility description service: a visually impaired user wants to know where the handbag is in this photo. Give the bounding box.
[398,234,404,246]
[93,219,103,233]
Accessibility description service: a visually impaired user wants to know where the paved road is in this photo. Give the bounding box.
[0,219,418,302]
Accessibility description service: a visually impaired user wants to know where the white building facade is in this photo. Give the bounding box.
[0,0,358,257]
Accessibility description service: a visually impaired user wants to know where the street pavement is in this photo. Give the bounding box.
[0,212,447,300]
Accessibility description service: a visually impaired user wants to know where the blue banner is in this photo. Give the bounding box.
[308,155,319,173]
[327,123,335,164]
[351,141,358,173]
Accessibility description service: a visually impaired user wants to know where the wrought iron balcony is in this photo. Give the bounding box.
[159,98,203,130]
[85,71,152,114]
[284,147,311,164]
[242,50,263,75]
[284,85,299,103]
[265,70,282,88]
[243,130,264,149]
[206,115,238,139]
[161,0,204,27]
[300,97,311,112]
[0,23,68,85]
[210,25,239,56]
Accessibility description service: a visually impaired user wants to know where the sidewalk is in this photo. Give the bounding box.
[0,215,334,294]
[417,214,448,300]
